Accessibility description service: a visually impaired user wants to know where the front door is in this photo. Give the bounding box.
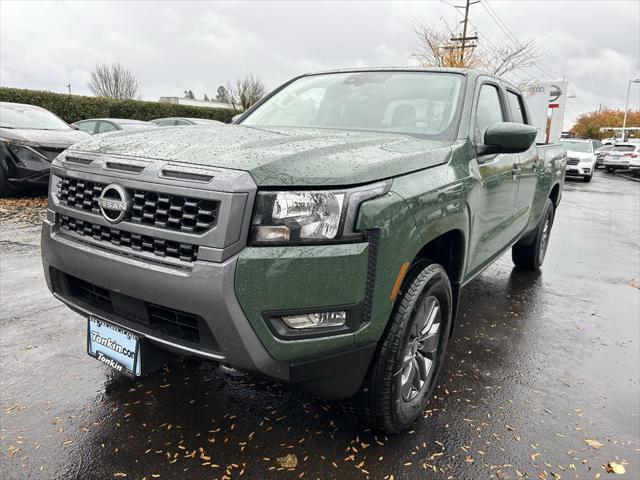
[466,81,520,276]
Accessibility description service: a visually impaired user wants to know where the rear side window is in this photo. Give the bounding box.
[97,121,117,133]
[156,119,176,126]
[475,84,505,142]
[76,121,97,134]
[507,91,527,124]
[175,119,192,125]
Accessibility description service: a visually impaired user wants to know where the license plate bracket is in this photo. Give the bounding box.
[87,317,141,376]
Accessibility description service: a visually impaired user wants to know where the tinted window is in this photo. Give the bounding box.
[119,123,155,131]
[243,72,465,140]
[506,91,526,124]
[612,145,635,152]
[76,120,97,134]
[97,121,117,133]
[475,84,504,142]
[1,103,72,130]
[155,119,176,126]
[175,119,192,125]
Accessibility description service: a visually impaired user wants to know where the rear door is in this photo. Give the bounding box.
[466,80,521,275]
[507,88,539,234]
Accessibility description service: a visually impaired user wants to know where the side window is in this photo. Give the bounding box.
[157,119,176,126]
[174,119,191,125]
[76,121,96,134]
[475,84,505,143]
[97,121,117,133]
[507,91,527,124]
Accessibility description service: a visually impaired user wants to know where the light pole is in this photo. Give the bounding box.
[622,78,640,141]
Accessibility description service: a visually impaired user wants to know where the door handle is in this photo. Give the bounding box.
[511,164,521,180]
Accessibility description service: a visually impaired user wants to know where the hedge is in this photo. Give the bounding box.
[0,87,240,124]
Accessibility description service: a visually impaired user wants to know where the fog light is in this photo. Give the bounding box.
[281,311,347,329]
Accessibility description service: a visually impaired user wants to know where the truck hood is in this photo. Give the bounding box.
[68,124,453,186]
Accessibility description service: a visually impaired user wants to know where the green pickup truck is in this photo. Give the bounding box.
[42,68,566,433]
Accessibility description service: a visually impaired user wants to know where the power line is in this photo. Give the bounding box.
[481,0,564,80]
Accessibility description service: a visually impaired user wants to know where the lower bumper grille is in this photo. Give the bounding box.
[60,273,218,349]
[59,215,198,262]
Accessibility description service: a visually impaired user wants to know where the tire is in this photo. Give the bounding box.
[605,167,614,173]
[350,261,452,434]
[512,198,555,270]
[584,174,592,182]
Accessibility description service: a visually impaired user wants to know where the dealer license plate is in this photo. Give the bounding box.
[88,317,141,376]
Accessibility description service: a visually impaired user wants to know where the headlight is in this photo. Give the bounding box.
[1,137,47,164]
[250,181,390,244]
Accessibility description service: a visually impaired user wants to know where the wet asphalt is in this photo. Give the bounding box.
[1,170,638,480]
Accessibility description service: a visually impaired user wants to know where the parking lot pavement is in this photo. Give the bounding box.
[1,170,638,480]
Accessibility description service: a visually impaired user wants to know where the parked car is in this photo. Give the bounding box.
[602,143,640,172]
[594,144,614,169]
[557,138,601,181]
[0,101,88,196]
[72,118,157,135]
[42,68,566,434]
[150,117,225,126]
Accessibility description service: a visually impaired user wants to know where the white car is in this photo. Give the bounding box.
[603,143,640,172]
[557,138,601,182]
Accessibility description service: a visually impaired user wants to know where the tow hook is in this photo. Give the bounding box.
[219,364,246,377]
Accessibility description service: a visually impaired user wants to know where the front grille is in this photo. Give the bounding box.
[64,274,204,345]
[566,157,580,166]
[60,215,198,262]
[56,176,219,233]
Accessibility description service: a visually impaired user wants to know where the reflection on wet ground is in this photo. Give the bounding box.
[1,171,638,479]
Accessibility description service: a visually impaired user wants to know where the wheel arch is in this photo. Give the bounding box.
[409,229,466,335]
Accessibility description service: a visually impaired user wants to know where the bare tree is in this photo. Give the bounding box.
[412,20,538,76]
[226,75,266,111]
[88,62,141,99]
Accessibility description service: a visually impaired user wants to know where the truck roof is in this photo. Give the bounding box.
[299,66,520,91]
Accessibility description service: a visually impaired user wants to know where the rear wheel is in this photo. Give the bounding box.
[350,261,452,434]
[605,166,614,173]
[512,199,555,270]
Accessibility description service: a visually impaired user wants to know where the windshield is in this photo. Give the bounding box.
[119,123,156,131]
[242,71,465,140]
[0,103,71,130]
[612,145,635,152]
[559,140,592,153]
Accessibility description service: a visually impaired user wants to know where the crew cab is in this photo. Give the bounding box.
[42,68,566,433]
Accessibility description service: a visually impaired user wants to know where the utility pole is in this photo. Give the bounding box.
[622,78,640,141]
[448,0,480,65]
[66,83,71,95]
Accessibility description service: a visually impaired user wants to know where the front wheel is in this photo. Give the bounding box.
[584,174,593,182]
[350,261,452,434]
[512,198,555,270]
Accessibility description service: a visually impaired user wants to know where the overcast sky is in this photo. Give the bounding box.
[1,0,638,127]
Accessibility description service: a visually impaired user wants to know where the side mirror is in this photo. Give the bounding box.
[483,122,537,153]
[70,124,80,130]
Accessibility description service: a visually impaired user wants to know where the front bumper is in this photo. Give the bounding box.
[42,216,376,399]
[565,164,592,176]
